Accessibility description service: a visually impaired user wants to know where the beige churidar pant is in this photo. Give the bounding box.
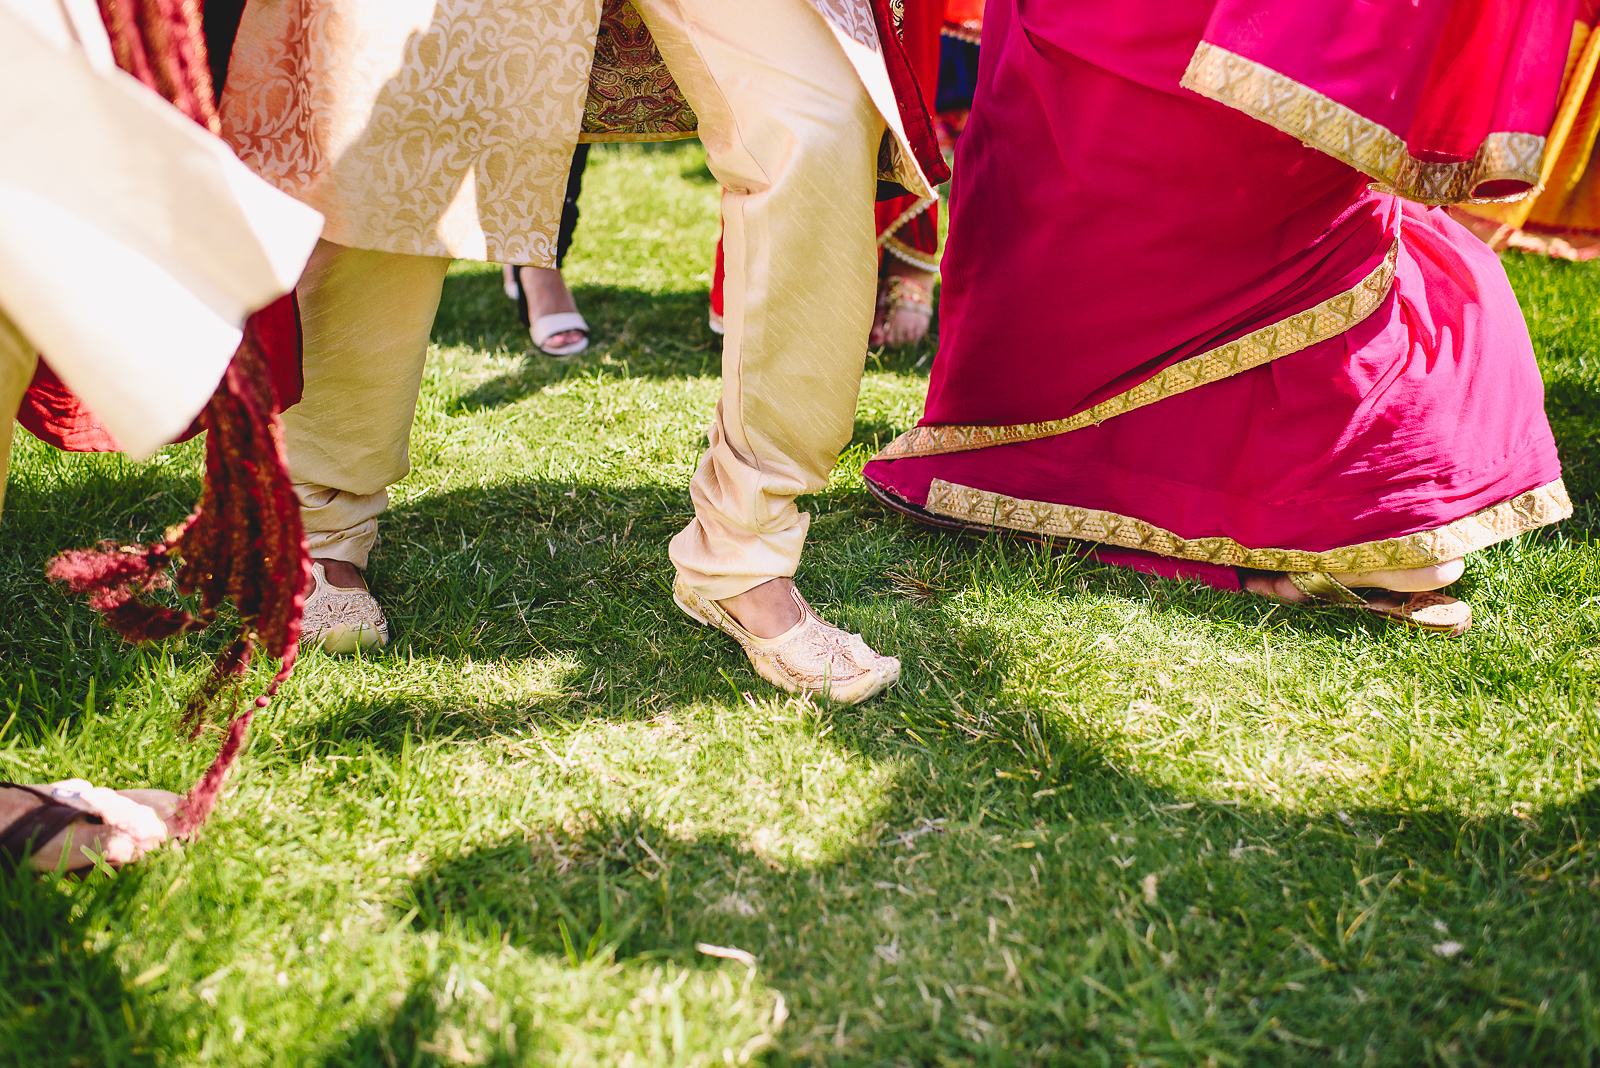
[288,0,883,600]
[0,313,38,517]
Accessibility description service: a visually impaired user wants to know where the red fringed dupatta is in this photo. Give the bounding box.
[42,0,309,837]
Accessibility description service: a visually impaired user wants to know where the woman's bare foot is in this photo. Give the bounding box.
[870,261,935,348]
[1,782,179,872]
[518,265,586,352]
[1245,559,1466,606]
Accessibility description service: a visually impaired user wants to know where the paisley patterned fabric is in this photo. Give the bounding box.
[222,0,932,264]
[581,0,696,140]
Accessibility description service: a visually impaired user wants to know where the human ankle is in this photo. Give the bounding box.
[718,578,803,640]
[315,558,367,591]
[519,265,576,313]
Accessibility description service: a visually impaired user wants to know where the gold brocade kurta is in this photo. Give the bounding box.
[221,0,931,265]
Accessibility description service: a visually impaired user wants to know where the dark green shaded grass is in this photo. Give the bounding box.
[1,144,1597,1066]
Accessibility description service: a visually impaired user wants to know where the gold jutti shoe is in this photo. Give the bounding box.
[1286,571,1473,636]
[673,579,901,704]
[302,563,390,654]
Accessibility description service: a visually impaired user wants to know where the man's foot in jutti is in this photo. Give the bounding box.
[674,577,900,705]
[303,558,389,653]
[1244,559,1472,636]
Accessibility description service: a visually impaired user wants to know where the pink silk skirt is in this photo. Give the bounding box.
[863,0,1572,590]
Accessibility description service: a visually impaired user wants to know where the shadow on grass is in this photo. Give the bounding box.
[399,722,1600,1062]
[434,270,940,418]
[275,473,1018,755]
[0,865,181,1068]
[317,979,537,1068]
[0,460,208,736]
[1543,373,1599,540]
[434,273,721,412]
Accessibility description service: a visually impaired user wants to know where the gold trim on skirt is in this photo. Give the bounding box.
[1180,42,1546,206]
[922,478,1573,573]
[877,238,1398,461]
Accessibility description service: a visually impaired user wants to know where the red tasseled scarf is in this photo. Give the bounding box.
[42,0,308,837]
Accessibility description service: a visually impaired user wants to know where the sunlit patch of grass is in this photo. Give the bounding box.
[1,145,1597,1066]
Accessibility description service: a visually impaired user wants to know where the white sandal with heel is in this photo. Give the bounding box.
[531,311,590,358]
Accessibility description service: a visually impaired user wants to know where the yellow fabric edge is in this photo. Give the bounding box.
[1180,42,1546,207]
[922,478,1572,573]
[876,238,1398,461]
[578,130,699,145]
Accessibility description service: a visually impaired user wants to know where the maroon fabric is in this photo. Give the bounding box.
[874,0,954,191]
[876,0,945,255]
[36,0,310,837]
[18,293,303,452]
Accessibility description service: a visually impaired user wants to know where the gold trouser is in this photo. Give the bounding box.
[0,311,40,518]
[282,241,450,566]
[288,0,882,596]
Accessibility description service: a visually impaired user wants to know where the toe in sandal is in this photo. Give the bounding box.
[532,312,590,358]
[1286,571,1473,636]
[303,563,390,654]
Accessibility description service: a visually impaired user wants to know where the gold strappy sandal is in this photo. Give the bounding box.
[872,275,934,347]
[1282,571,1473,636]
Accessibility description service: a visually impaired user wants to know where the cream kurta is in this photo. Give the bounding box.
[0,0,320,461]
[221,0,932,264]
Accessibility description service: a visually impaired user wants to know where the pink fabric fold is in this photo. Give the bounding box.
[1196,0,1580,198]
[863,0,1569,590]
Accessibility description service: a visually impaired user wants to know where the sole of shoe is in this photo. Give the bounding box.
[311,624,387,656]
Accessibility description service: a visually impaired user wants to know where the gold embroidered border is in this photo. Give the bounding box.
[877,238,1398,460]
[1181,42,1546,206]
[924,479,1573,573]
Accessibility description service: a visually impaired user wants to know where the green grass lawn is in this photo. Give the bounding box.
[2,143,1599,1067]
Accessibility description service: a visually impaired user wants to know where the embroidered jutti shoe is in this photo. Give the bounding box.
[302,563,390,654]
[673,579,901,704]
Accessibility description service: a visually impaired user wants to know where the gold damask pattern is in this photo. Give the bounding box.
[877,239,1398,460]
[221,0,600,265]
[223,0,925,264]
[924,479,1573,572]
[1181,42,1546,206]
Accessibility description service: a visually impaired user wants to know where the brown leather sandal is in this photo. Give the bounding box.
[0,781,174,873]
[1,783,107,873]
